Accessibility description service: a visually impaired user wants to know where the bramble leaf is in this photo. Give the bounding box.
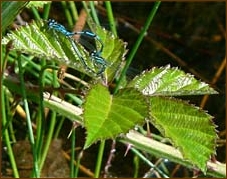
[127,65,218,96]
[83,83,148,149]
[149,96,217,172]
[2,19,126,81]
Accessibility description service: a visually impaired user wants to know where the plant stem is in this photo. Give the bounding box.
[36,66,46,166]
[89,1,100,25]
[5,95,16,143]
[39,111,57,171]
[103,140,116,177]
[130,147,169,178]
[70,129,76,177]
[74,150,82,177]
[114,1,161,94]
[54,116,65,138]
[133,155,139,178]
[94,140,106,178]
[69,1,79,22]
[81,1,90,16]
[31,6,41,20]
[105,1,117,36]
[121,130,226,178]
[18,53,39,177]
[42,2,51,20]
[61,1,73,27]
[3,76,83,124]
[2,88,20,178]
[39,67,58,171]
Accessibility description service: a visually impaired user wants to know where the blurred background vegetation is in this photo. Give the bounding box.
[1,1,225,178]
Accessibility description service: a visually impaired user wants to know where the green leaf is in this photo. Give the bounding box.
[26,1,50,9]
[149,96,217,173]
[2,20,91,75]
[87,18,127,82]
[2,19,127,81]
[127,65,218,96]
[83,84,148,149]
[1,1,29,33]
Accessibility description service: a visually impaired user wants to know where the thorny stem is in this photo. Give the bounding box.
[103,140,116,177]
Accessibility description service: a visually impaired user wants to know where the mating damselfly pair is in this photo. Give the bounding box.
[47,19,106,75]
[47,19,123,80]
